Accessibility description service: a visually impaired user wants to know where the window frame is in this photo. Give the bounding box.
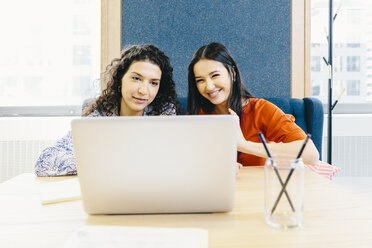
[309,0,372,114]
[0,0,121,117]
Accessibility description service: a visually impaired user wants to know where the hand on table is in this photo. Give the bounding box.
[228,108,247,153]
[236,162,243,176]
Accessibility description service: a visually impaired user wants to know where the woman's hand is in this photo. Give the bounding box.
[236,162,243,176]
[228,108,247,153]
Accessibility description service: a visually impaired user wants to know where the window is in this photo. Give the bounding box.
[347,56,360,72]
[311,56,321,72]
[73,15,90,35]
[73,46,91,66]
[347,9,360,25]
[334,56,343,72]
[312,83,321,96]
[311,0,372,113]
[347,80,360,96]
[347,43,360,48]
[0,0,100,116]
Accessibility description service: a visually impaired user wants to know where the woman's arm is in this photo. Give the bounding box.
[229,108,320,165]
[238,137,319,165]
[34,131,77,177]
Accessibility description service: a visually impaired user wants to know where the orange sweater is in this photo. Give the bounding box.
[200,98,306,166]
[238,98,306,166]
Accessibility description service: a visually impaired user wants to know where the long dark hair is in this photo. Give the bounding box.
[83,44,179,116]
[187,42,253,117]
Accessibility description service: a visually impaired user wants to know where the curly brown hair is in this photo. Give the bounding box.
[83,44,179,116]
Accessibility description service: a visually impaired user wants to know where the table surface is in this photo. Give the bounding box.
[1,167,372,248]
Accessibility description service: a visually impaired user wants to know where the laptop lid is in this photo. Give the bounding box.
[71,115,238,214]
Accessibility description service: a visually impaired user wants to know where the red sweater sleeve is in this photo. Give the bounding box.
[257,99,306,143]
[238,98,306,166]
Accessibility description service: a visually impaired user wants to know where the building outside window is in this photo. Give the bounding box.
[312,82,321,96]
[0,0,100,116]
[311,0,371,111]
[333,56,342,72]
[347,56,360,72]
[311,56,321,72]
[347,80,360,96]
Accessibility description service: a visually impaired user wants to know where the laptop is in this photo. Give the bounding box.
[71,115,238,214]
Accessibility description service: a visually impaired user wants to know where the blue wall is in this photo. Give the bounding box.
[121,0,291,98]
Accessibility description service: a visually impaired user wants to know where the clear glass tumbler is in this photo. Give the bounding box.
[264,155,305,229]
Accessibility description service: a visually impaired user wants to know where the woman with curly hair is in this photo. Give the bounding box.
[35,44,179,176]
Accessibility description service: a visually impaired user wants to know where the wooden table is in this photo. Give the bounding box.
[1,167,371,247]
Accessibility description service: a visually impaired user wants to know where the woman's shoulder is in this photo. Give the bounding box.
[249,97,274,105]
[242,98,280,118]
[247,97,279,107]
[87,109,102,117]
[160,102,177,115]
[145,102,177,116]
[87,108,116,117]
[243,97,270,110]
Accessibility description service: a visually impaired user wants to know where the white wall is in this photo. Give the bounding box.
[323,114,372,177]
[0,117,76,140]
[0,117,76,182]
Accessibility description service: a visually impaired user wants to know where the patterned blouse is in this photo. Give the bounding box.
[35,103,177,176]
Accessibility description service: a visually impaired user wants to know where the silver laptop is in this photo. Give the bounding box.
[71,115,238,214]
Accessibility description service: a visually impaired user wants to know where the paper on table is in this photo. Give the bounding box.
[63,225,208,248]
[38,177,81,205]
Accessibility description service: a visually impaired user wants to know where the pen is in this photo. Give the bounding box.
[271,133,311,215]
[258,132,295,213]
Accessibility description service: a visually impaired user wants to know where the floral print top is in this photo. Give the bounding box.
[35,103,177,176]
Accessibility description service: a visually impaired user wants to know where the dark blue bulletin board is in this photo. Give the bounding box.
[121,0,291,98]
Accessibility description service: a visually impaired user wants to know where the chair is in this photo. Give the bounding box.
[177,97,324,159]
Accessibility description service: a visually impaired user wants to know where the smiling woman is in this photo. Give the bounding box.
[193,59,234,114]
[187,42,319,166]
[35,44,179,177]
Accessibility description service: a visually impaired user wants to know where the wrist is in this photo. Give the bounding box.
[239,140,268,159]
[238,140,253,154]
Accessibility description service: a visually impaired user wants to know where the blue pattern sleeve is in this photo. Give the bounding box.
[161,102,177,116]
[34,131,77,177]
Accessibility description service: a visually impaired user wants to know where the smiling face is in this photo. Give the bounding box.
[193,59,232,113]
[120,60,161,116]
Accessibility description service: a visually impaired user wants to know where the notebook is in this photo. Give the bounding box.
[39,177,81,205]
[71,115,238,214]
